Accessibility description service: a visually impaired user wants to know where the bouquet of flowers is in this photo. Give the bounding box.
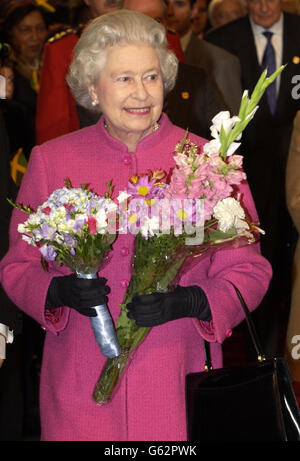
[10,179,121,358]
[92,65,285,404]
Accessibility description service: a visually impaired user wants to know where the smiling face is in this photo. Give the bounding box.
[11,10,47,63]
[89,43,164,149]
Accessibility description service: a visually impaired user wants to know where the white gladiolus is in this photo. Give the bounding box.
[203,139,221,156]
[226,141,241,157]
[211,112,240,134]
[205,111,241,157]
[246,106,259,120]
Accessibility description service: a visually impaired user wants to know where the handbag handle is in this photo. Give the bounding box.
[204,281,266,370]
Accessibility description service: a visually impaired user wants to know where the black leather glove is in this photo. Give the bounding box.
[127,285,211,327]
[45,274,110,317]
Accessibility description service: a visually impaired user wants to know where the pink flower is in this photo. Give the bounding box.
[127,175,165,200]
[228,154,243,169]
[42,206,51,215]
[87,216,97,234]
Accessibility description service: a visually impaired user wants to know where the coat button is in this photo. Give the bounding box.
[121,279,129,288]
[120,247,129,256]
[123,154,132,165]
[225,329,232,338]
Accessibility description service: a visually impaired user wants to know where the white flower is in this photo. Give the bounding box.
[213,197,248,233]
[211,111,240,135]
[246,105,259,121]
[226,141,241,157]
[140,215,160,239]
[51,206,67,223]
[211,111,231,129]
[117,191,131,203]
[18,223,26,233]
[27,214,43,226]
[95,208,108,232]
[234,217,250,233]
[203,139,221,156]
[208,111,241,157]
[21,234,36,246]
[104,198,118,213]
[242,89,249,99]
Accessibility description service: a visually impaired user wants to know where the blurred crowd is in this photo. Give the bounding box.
[0,0,300,441]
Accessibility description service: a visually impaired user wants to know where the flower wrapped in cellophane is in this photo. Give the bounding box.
[10,179,121,358]
[93,66,285,405]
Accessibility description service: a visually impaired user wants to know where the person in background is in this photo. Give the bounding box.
[0,10,271,441]
[0,2,48,437]
[208,0,246,29]
[35,0,121,144]
[0,108,23,441]
[285,110,300,407]
[191,0,209,37]
[0,0,48,156]
[0,41,33,162]
[164,0,243,114]
[205,0,300,356]
[0,45,14,100]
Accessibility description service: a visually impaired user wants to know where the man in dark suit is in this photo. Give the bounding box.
[205,0,300,355]
[164,0,243,114]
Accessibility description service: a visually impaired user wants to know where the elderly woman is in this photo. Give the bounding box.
[0,10,271,441]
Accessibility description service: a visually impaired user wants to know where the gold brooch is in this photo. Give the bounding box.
[181,92,190,100]
[293,56,300,65]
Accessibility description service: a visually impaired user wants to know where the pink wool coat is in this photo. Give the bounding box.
[0,114,272,441]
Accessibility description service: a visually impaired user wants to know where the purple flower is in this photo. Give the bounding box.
[73,219,86,232]
[40,245,57,261]
[127,176,161,200]
[41,224,55,240]
[63,233,75,245]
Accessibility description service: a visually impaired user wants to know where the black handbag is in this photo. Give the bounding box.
[186,283,300,441]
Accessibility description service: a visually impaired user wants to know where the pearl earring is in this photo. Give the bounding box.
[92,100,98,107]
